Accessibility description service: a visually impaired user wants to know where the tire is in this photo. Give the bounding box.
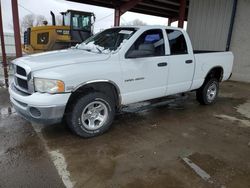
[67,92,115,138]
[196,78,219,105]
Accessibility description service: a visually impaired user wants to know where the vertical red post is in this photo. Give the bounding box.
[114,8,120,26]
[178,0,186,28]
[113,0,142,26]
[0,1,9,87]
[11,0,22,58]
[168,18,172,26]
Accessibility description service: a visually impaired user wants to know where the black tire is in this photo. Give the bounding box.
[67,92,115,138]
[196,78,219,105]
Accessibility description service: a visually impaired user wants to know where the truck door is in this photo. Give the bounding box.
[121,29,169,104]
[165,29,195,95]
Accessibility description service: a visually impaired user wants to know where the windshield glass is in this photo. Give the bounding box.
[64,12,71,26]
[64,12,92,30]
[77,27,137,53]
[72,13,92,30]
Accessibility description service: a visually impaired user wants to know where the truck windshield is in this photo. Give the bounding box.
[77,27,137,53]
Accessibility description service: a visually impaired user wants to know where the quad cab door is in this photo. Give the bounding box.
[120,29,169,104]
[165,29,195,95]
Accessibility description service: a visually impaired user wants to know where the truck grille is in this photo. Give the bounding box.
[14,65,32,94]
[16,66,26,76]
[16,77,28,90]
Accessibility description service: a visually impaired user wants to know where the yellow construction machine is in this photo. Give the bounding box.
[23,10,95,54]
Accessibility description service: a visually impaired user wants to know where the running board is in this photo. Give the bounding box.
[120,93,188,113]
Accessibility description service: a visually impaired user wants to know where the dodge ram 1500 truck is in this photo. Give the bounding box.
[9,26,234,138]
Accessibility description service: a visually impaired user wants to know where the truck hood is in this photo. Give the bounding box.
[13,49,110,71]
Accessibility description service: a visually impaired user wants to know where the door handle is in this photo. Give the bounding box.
[185,60,193,64]
[158,62,168,67]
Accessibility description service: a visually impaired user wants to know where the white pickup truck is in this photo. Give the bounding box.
[9,26,234,137]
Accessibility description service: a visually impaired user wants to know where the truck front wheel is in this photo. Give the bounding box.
[196,78,219,105]
[67,92,115,138]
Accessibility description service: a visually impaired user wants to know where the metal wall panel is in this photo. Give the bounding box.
[230,0,250,82]
[187,0,234,51]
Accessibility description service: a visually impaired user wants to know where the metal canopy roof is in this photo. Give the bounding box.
[67,0,189,19]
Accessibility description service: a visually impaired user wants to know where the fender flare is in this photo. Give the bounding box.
[72,79,122,106]
[204,66,224,82]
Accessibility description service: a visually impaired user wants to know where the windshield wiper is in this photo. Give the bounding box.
[76,45,102,53]
[95,46,102,53]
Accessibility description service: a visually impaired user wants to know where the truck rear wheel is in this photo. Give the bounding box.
[196,78,219,105]
[67,92,115,138]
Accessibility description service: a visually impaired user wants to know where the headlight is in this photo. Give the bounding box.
[34,78,65,93]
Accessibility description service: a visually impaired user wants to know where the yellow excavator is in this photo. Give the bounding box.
[23,10,95,54]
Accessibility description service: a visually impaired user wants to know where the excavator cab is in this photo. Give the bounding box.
[62,10,95,44]
[23,10,95,54]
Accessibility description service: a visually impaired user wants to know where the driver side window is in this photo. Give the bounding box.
[125,29,165,58]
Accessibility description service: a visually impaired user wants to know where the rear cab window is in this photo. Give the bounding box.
[166,29,188,55]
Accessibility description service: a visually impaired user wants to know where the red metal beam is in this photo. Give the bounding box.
[168,18,178,26]
[168,18,172,26]
[11,0,22,58]
[0,1,9,87]
[113,0,142,26]
[178,0,186,28]
[120,0,143,15]
[114,8,121,26]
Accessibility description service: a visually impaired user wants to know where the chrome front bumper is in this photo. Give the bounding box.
[9,83,70,125]
[10,96,65,124]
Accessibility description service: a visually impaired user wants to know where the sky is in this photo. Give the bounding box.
[1,0,184,33]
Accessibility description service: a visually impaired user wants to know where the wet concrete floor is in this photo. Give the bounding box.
[1,81,250,188]
[0,88,64,188]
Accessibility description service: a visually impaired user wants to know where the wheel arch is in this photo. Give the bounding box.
[65,80,121,113]
[204,66,224,82]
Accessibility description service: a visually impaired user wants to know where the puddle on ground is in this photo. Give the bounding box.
[214,100,250,128]
[166,102,185,110]
[188,153,227,176]
[185,153,250,188]
[215,114,250,128]
[236,100,250,119]
[0,149,5,156]
[49,150,75,188]
[0,106,15,117]
[124,172,185,188]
